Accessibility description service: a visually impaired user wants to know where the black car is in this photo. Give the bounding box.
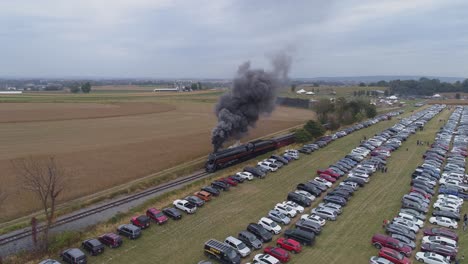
[335,185,355,194]
[328,189,352,200]
[307,181,328,192]
[117,224,141,239]
[271,155,289,165]
[432,210,461,221]
[60,248,87,264]
[201,186,220,196]
[185,195,205,207]
[211,181,230,191]
[385,224,416,240]
[284,229,315,246]
[228,175,245,183]
[412,183,435,195]
[81,239,104,256]
[244,166,266,178]
[162,207,183,220]
[298,147,313,154]
[287,192,312,207]
[295,219,322,235]
[297,183,321,197]
[401,200,428,214]
[247,223,272,243]
[323,195,347,206]
[343,177,366,187]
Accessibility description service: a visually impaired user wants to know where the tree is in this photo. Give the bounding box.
[69,83,81,93]
[291,84,296,93]
[384,90,389,96]
[313,99,334,124]
[294,128,313,143]
[359,82,366,87]
[12,156,66,251]
[365,104,377,118]
[304,120,325,138]
[313,83,319,87]
[455,93,461,99]
[81,82,92,93]
[191,83,198,90]
[197,82,203,90]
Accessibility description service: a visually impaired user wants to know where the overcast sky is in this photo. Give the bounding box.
[1,0,467,78]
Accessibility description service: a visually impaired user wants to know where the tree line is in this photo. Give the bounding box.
[370,77,468,96]
[314,98,377,130]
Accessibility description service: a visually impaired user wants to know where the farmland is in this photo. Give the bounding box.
[0,91,313,222]
[60,104,438,264]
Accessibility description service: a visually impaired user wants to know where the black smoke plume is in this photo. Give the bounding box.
[211,52,292,152]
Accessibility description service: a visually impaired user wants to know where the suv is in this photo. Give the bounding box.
[194,191,213,201]
[146,208,168,224]
[224,236,251,257]
[117,224,141,239]
[247,223,272,243]
[238,231,262,250]
[295,219,322,235]
[283,229,315,246]
[258,217,281,234]
[60,248,87,264]
[81,238,104,256]
[371,234,412,257]
[287,192,312,207]
[98,233,123,248]
[130,215,150,229]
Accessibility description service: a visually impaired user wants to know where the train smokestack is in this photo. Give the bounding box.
[211,50,292,152]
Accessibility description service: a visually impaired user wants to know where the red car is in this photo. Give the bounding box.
[423,228,458,242]
[264,246,290,263]
[276,237,302,254]
[319,174,337,183]
[98,233,123,248]
[146,208,168,224]
[130,215,150,229]
[317,169,339,178]
[379,247,411,264]
[371,234,412,257]
[410,188,432,199]
[219,177,237,186]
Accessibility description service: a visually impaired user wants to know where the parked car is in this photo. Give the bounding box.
[258,217,281,235]
[429,217,458,229]
[264,246,290,263]
[247,223,273,243]
[98,233,122,248]
[145,208,169,225]
[275,237,302,254]
[130,215,150,229]
[423,228,458,242]
[194,190,213,201]
[371,234,412,257]
[274,203,297,218]
[253,253,280,264]
[378,247,411,264]
[295,219,322,235]
[238,231,262,250]
[283,229,315,246]
[224,236,251,258]
[268,210,291,225]
[204,239,241,264]
[173,199,197,214]
[201,186,220,196]
[39,260,61,264]
[185,195,205,207]
[81,238,104,256]
[415,251,450,264]
[162,207,182,220]
[421,243,457,261]
[236,171,254,181]
[211,180,230,191]
[60,248,87,264]
[369,256,394,264]
[117,224,141,239]
[300,214,326,226]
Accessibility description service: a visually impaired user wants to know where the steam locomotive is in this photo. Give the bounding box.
[204,133,295,172]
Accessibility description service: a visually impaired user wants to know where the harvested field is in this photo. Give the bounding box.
[0,102,175,123]
[0,99,313,221]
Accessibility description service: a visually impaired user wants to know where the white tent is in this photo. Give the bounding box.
[305,91,315,95]
[296,89,306,94]
[432,94,442,98]
[387,95,398,100]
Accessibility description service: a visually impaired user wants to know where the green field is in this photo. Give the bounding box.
[69,106,450,264]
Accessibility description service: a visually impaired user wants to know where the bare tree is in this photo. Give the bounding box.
[12,156,66,251]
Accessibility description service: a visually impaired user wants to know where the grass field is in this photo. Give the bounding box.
[41,104,427,264]
[0,91,313,222]
[280,85,388,99]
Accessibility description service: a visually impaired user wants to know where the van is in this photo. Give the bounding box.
[224,236,251,258]
[204,239,241,264]
[283,229,315,246]
[287,192,311,207]
[238,231,262,250]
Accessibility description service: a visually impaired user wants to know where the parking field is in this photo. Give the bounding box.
[78,106,444,264]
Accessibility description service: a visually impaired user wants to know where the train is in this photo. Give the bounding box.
[204,133,296,172]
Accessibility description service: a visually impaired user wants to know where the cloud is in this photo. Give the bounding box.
[0,0,467,78]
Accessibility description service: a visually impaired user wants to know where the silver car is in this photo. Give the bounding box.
[311,208,337,221]
[267,210,290,225]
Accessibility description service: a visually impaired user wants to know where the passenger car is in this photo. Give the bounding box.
[81,238,104,256]
[60,248,87,264]
[146,208,168,224]
[162,207,182,220]
[117,224,141,239]
[275,237,302,253]
[378,247,411,264]
[264,246,290,263]
[415,252,450,264]
[173,199,197,214]
[130,215,150,229]
[98,233,122,248]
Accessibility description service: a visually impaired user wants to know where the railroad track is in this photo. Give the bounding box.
[0,170,210,246]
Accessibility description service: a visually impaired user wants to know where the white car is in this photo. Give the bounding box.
[313,177,332,188]
[253,253,280,264]
[317,203,342,214]
[274,203,297,218]
[224,236,251,257]
[340,181,359,190]
[422,236,458,249]
[414,176,436,186]
[437,197,463,207]
[392,218,419,233]
[358,164,376,172]
[442,180,468,192]
[348,174,370,183]
[415,252,450,264]
[282,201,304,214]
[429,217,458,229]
[236,171,254,181]
[173,199,197,214]
[437,194,463,203]
[257,161,278,172]
[433,202,460,213]
[258,217,281,235]
[294,190,316,201]
[300,214,326,226]
[397,212,424,228]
